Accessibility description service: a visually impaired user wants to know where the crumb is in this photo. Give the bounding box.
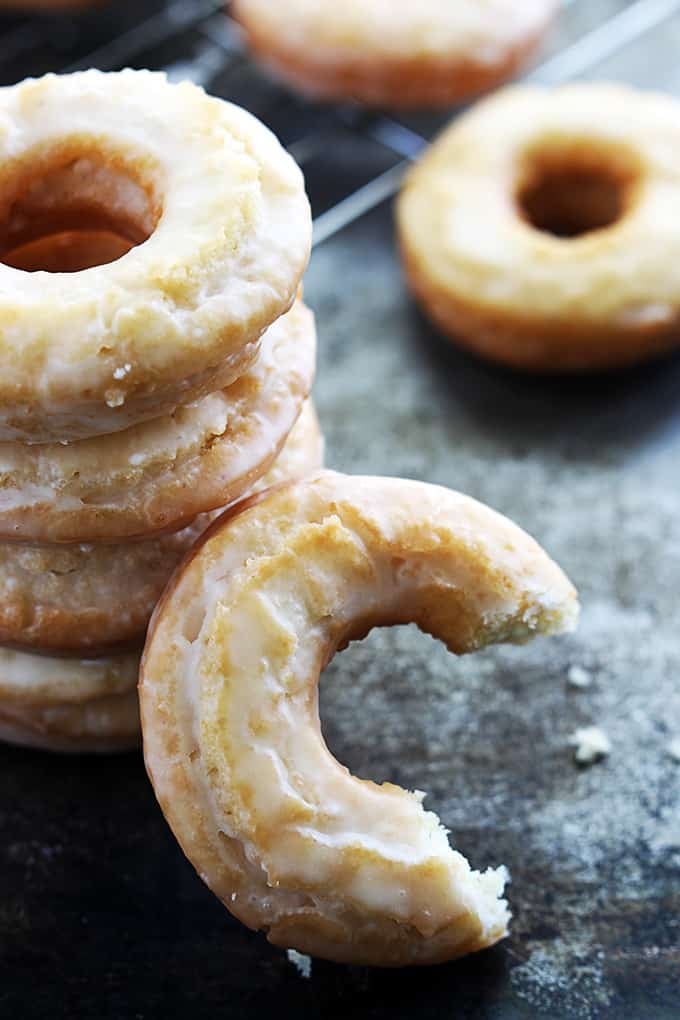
[113,363,132,380]
[568,665,592,689]
[104,388,125,408]
[667,739,680,763]
[286,949,312,979]
[569,726,611,765]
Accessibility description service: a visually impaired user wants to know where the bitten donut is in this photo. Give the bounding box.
[0,401,323,656]
[0,299,316,544]
[0,69,310,442]
[398,83,680,372]
[232,0,556,109]
[141,472,578,967]
[0,649,139,753]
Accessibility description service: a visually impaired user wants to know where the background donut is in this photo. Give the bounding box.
[232,0,556,109]
[398,83,680,372]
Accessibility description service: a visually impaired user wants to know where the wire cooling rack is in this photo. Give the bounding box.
[0,0,678,242]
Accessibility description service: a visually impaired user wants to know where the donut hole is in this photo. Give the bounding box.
[516,145,640,239]
[0,141,162,272]
[319,624,459,789]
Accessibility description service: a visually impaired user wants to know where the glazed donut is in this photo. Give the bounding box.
[0,649,139,753]
[140,472,578,967]
[397,83,680,372]
[0,299,316,544]
[0,401,323,656]
[231,0,556,109]
[0,69,310,442]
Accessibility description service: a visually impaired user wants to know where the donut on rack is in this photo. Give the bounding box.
[232,0,556,109]
[398,83,680,372]
[140,471,578,966]
[0,69,311,441]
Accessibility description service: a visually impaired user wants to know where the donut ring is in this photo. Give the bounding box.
[0,299,316,544]
[231,0,556,110]
[0,401,323,656]
[140,472,578,966]
[0,649,139,753]
[397,83,680,372]
[0,69,310,442]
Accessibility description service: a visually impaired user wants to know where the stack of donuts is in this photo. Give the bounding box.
[0,69,318,751]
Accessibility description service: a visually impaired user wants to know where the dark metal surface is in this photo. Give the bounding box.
[0,2,679,1017]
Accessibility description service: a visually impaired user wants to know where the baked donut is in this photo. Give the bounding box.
[0,69,310,442]
[0,649,139,753]
[0,401,323,656]
[397,83,680,372]
[140,472,578,966]
[231,0,556,109]
[0,299,316,544]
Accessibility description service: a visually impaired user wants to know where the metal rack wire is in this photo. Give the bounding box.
[0,0,678,248]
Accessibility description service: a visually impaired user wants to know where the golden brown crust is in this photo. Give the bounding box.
[141,471,578,966]
[0,691,140,753]
[0,647,139,753]
[238,20,552,110]
[397,83,680,371]
[399,243,680,372]
[0,300,316,544]
[0,401,323,655]
[233,0,555,109]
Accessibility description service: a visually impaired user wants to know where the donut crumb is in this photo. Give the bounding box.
[569,726,611,765]
[568,665,592,689]
[667,739,680,763]
[105,388,126,408]
[286,949,312,978]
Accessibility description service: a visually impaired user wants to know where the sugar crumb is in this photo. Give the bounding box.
[287,949,311,979]
[105,389,125,408]
[667,739,680,763]
[568,665,592,689]
[569,726,611,765]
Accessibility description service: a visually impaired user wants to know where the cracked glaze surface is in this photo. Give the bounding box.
[0,400,322,654]
[0,299,316,543]
[0,69,310,441]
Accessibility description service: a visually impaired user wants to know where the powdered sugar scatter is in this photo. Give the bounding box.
[286,949,311,979]
[567,664,592,688]
[569,726,611,765]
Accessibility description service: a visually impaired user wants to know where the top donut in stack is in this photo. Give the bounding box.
[0,69,311,445]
